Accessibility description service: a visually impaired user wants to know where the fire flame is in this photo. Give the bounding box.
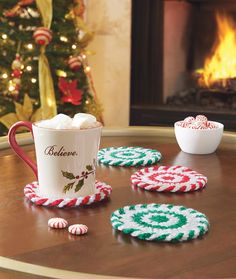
[197,12,236,88]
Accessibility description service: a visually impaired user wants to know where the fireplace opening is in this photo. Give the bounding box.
[130,0,236,130]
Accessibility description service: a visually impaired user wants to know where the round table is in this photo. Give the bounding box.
[0,127,236,279]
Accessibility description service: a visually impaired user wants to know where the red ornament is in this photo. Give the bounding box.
[58,77,83,105]
[12,69,22,78]
[68,55,83,71]
[33,27,52,45]
[19,0,34,6]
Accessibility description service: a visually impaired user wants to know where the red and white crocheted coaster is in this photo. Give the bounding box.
[131,165,207,192]
[24,181,112,208]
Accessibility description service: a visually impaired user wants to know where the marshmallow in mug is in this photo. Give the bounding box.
[36,113,99,129]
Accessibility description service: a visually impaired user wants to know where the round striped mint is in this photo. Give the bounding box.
[111,203,209,242]
[175,121,188,127]
[207,121,218,129]
[195,115,208,122]
[131,165,207,192]
[183,116,195,124]
[68,224,88,235]
[98,146,162,167]
[48,218,68,229]
[188,121,207,129]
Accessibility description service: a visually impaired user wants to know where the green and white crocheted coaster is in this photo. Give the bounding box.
[98,147,162,167]
[111,203,209,242]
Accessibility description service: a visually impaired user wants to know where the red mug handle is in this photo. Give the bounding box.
[8,121,38,179]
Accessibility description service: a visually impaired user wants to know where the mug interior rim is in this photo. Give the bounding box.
[33,122,102,132]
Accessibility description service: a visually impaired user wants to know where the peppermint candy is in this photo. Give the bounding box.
[183,116,195,123]
[195,115,208,122]
[111,203,209,242]
[131,165,207,192]
[176,115,219,130]
[98,146,162,167]
[48,218,68,229]
[68,224,88,235]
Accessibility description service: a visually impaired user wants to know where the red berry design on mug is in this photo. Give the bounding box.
[62,164,95,193]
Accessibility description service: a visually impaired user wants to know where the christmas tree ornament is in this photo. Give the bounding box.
[58,77,83,105]
[111,203,210,242]
[23,180,112,208]
[7,54,24,99]
[3,0,34,17]
[131,165,207,192]
[68,55,83,71]
[48,217,68,229]
[98,147,162,167]
[12,69,22,78]
[33,26,52,45]
[68,224,88,235]
[11,54,23,70]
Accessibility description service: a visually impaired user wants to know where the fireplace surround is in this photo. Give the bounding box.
[130,0,236,130]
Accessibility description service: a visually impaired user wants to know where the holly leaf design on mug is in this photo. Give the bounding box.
[63,182,75,193]
[86,165,93,171]
[61,171,75,180]
[75,179,84,193]
[62,164,95,194]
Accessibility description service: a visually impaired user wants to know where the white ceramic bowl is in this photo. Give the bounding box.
[174,121,224,154]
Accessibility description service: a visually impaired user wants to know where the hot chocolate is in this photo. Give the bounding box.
[36,113,101,130]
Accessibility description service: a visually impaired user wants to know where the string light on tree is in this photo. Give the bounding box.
[84,66,91,73]
[31,78,37,83]
[2,73,8,79]
[2,34,7,40]
[60,36,68,42]
[72,44,77,49]
[26,65,32,71]
[8,83,15,92]
[27,43,33,50]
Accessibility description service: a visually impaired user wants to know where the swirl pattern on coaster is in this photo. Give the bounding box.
[98,146,162,167]
[24,181,112,208]
[111,203,209,242]
[131,165,207,192]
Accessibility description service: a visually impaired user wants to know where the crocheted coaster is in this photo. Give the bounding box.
[111,203,209,242]
[98,147,162,167]
[131,165,207,192]
[24,181,112,208]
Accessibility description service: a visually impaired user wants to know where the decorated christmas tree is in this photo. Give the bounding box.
[0,0,103,136]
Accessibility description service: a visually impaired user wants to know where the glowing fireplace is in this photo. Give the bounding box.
[197,12,236,89]
[130,0,236,130]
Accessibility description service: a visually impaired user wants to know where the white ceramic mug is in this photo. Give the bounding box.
[8,121,102,198]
